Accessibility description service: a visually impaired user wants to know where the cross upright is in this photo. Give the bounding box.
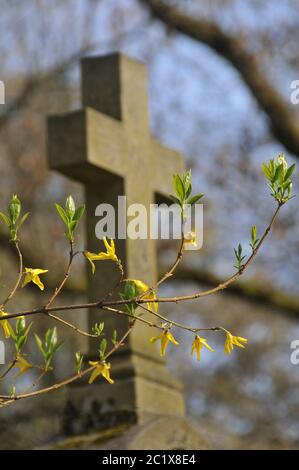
[47,54,185,424]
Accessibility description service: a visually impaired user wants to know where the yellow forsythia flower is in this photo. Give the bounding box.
[150,330,179,356]
[0,310,12,338]
[13,356,32,378]
[128,279,158,313]
[224,331,248,355]
[191,335,214,362]
[88,361,114,384]
[84,237,118,274]
[22,268,48,290]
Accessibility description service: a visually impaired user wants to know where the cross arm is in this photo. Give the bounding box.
[47,108,126,184]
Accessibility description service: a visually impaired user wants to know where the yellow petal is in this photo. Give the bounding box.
[224,338,232,355]
[32,275,45,291]
[21,273,31,288]
[22,268,48,290]
[149,333,162,344]
[147,291,158,313]
[201,338,214,352]
[103,237,110,252]
[133,280,148,292]
[85,253,97,274]
[0,311,11,339]
[32,269,48,275]
[88,366,102,384]
[166,331,179,346]
[110,238,115,253]
[101,363,114,384]
[88,360,99,366]
[97,252,113,260]
[160,333,169,356]
[14,356,32,378]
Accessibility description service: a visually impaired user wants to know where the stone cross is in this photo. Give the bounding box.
[47,54,185,425]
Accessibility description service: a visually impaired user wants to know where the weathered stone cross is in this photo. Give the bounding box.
[47,54,185,424]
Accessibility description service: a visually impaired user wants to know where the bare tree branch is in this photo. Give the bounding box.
[0,45,95,132]
[139,0,299,158]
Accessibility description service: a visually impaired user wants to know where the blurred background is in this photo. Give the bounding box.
[1,0,299,449]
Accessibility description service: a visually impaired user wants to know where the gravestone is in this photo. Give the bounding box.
[47,53,208,449]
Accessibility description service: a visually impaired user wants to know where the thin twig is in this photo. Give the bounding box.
[45,241,74,308]
[0,358,17,381]
[0,204,281,328]
[44,242,96,338]
[0,325,133,403]
[46,313,98,338]
[1,241,23,308]
[138,202,282,305]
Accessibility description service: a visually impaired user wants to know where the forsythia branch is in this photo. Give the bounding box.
[0,155,295,407]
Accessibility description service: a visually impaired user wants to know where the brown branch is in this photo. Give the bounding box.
[0,325,133,404]
[2,231,297,317]
[0,203,282,322]
[0,23,148,134]
[139,220,185,301]
[141,202,282,304]
[0,45,96,132]
[43,243,99,338]
[0,358,17,381]
[139,0,299,158]
[45,241,75,308]
[1,241,23,308]
[46,313,97,338]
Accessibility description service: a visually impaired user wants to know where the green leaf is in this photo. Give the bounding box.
[69,220,78,232]
[73,205,85,222]
[17,336,26,352]
[173,175,185,201]
[45,328,55,350]
[17,212,30,229]
[16,317,26,335]
[234,243,246,269]
[274,163,283,182]
[285,163,296,181]
[0,211,10,227]
[55,204,69,225]
[99,338,107,359]
[65,195,75,218]
[182,169,192,190]
[185,183,192,199]
[75,351,83,374]
[168,195,181,206]
[187,194,204,205]
[24,323,32,339]
[262,163,271,180]
[8,195,21,225]
[123,281,137,300]
[35,334,45,358]
[92,321,105,337]
[111,329,117,345]
[50,327,58,350]
[53,340,64,354]
[183,170,192,196]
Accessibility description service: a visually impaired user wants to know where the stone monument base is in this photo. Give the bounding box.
[41,416,210,450]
